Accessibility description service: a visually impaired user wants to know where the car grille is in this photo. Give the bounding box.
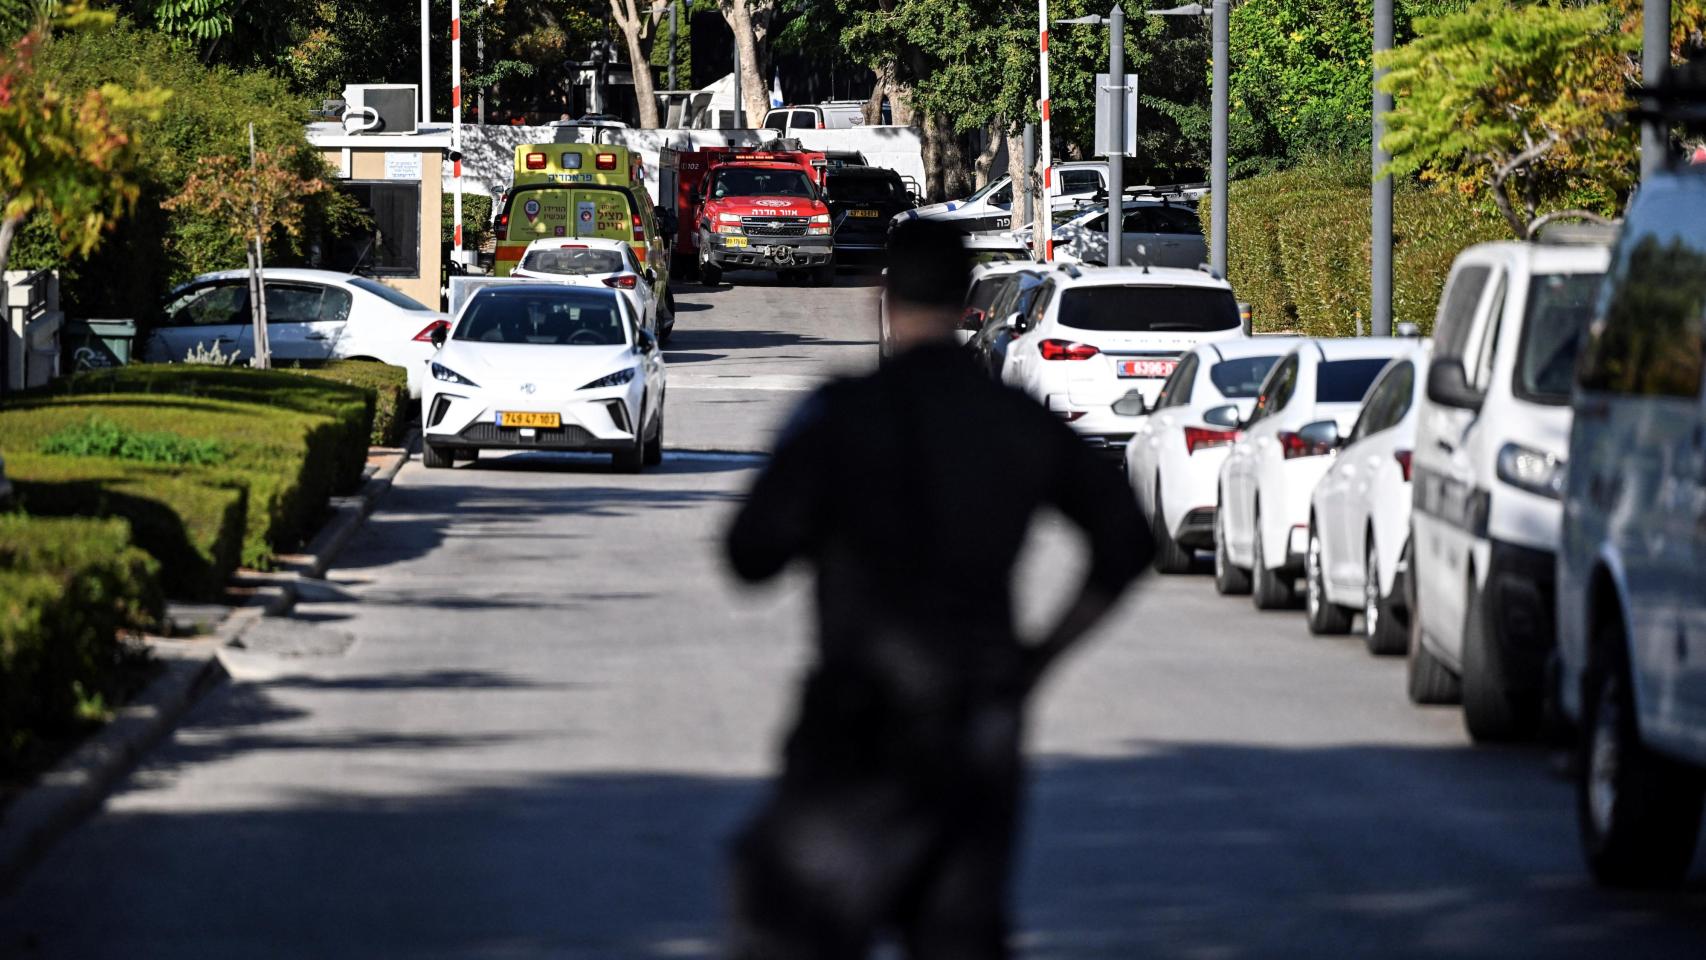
[458,422,595,446]
[741,216,808,238]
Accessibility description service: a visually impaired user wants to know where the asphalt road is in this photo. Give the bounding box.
[5,270,1706,958]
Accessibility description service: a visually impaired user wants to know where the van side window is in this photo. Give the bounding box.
[1468,271,1507,393]
[1433,264,1491,364]
[1581,232,1706,397]
[1059,169,1103,196]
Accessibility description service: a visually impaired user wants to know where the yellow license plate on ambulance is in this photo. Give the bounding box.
[724,237,748,248]
[497,411,561,428]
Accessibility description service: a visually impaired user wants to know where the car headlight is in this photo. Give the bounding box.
[580,367,637,390]
[1497,443,1565,499]
[431,362,477,387]
[810,214,830,224]
[718,212,743,223]
[716,224,743,235]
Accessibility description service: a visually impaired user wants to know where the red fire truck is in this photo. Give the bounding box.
[660,146,834,285]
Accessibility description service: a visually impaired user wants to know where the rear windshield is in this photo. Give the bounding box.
[1209,355,1282,398]
[710,167,814,198]
[829,174,904,203]
[455,289,627,346]
[349,277,432,311]
[519,247,626,276]
[1316,358,1394,403]
[1517,271,1601,403]
[1056,285,1240,333]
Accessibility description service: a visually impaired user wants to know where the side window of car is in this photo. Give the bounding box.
[1270,356,1299,412]
[167,283,247,327]
[1350,361,1411,443]
[1152,206,1203,235]
[321,287,354,323]
[794,110,818,130]
[1059,170,1102,195]
[1171,355,1198,407]
[1250,354,1298,424]
[1121,208,1156,233]
[1025,281,1055,328]
[1154,355,1194,409]
[265,284,326,325]
[1584,228,1706,397]
[991,181,1013,205]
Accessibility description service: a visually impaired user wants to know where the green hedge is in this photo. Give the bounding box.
[0,515,164,770]
[289,361,413,447]
[1203,157,1509,336]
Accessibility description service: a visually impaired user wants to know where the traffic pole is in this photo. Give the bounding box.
[1107,5,1124,267]
[452,0,464,265]
[1642,0,1669,179]
[1209,0,1228,276]
[1371,0,1392,336]
[1039,0,1053,261]
[420,0,431,123]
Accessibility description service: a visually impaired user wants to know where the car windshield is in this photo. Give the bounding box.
[455,289,627,346]
[519,247,626,276]
[1315,358,1395,403]
[349,277,432,311]
[1209,355,1282,398]
[961,177,1008,205]
[1517,271,1601,402]
[1056,285,1240,333]
[711,168,814,198]
[829,174,903,203]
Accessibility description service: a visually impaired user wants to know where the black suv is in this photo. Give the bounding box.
[824,165,917,263]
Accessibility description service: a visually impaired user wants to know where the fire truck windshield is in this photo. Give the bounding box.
[710,168,815,199]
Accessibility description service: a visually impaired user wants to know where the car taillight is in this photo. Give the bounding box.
[1184,426,1238,455]
[603,275,638,289]
[1278,430,1335,459]
[413,320,449,342]
[1395,449,1413,482]
[497,213,509,232]
[632,213,645,242]
[960,307,985,331]
[1038,338,1099,361]
[596,153,618,170]
[525,152,546,170]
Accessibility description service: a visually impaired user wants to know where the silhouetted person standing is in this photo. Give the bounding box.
[725,221,1152,959]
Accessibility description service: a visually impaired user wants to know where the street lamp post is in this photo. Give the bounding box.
[1146,2,1227,277]
[1642,0,1669,178]
[1056,9,1134,267]
[1372,0,1392,336]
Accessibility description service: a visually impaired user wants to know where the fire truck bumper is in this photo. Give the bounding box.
[705,237,834,270]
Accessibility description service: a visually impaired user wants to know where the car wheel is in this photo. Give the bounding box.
[453,447,480,463]
[612,401,646,473]
[1578,616,1706,888]
[1364,538,1407,656]
[1213,503,1252,596]
[699,250,722,287]
[1150,479,1193,575]
[1251,510,1296,610]
[1305,522,1353,634]
[1462,571,1539,742]
[421,438,453,469]
[1406,567,1461,704]
[643,410,664,467]
[664,287,677,316]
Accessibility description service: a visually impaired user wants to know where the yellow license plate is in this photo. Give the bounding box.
[724,237,748,248]
[497,411,561,428]
[850,209,880,218]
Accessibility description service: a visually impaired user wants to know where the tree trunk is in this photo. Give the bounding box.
[1005,123,1028,227]
[864,62,892,125]
[612,0,660,128]
[972,118,1004,188]
[721,0,774,126]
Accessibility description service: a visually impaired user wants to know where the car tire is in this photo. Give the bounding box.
[1150,479,1193,575]
[1251,511,1297,610]
[1406,569,1461,704]
[1364,538,1408,656]
[1305,522,1353,634]
[453,447,479,464]
[1213,504,1252,596]
[422,438,453,469]
[1578,616,1706,888]
[612,401,646,473]
[701,263,722,287]
[643,410,664,467]
[1462,572,1539,742]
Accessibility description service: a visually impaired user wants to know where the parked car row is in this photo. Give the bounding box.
[945,179,1706,888]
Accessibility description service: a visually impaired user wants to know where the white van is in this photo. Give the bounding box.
[1407,236,1609,741]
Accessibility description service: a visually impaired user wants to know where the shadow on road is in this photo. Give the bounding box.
[9,730,1706,958]
[661,329,871,352]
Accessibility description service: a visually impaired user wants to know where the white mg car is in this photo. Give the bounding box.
[1003,265,1244,457]
[1215,338,1414,609]
[1124,337,1300,572]
[421,283,666,472]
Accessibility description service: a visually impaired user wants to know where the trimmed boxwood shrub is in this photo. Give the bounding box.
[0,515,164,771]
[290,361,413,447]
[5,454,246,600]
[1202,156,1508,336]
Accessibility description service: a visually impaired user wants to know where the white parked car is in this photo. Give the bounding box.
[1125,337,1301,572]
[959,261,1044,346]
[1053,198,1207,271]
[1305,342,1430,652]
[894,160,1108,233]
[1215,338,1413,609]
[509,237,671,343]
[1003,265,1244,456]
[1407,237,1608,742]
[1558,172,1706,888]
[421,283,666,472]
[144,269,447,397]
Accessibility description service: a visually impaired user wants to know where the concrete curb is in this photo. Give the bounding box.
[0,435,416,894]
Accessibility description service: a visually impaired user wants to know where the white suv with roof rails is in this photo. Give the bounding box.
[1002,264,1244,455]
[1407,237,1608,742]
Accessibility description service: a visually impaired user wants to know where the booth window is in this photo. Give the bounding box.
[327,181,420,278]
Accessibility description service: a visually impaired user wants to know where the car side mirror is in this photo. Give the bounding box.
[1111,390,1148,417]
[1202,403,1240,429]
[429,322,448,349]
[644,267,657,283]
[1298,419,1343,451]
[1426,358,1483,413]
[636,328,657,355]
